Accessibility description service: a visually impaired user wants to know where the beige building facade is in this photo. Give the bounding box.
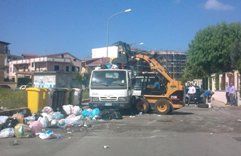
[8,52,82,85]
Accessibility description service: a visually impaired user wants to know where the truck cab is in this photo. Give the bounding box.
[89,69,132,110]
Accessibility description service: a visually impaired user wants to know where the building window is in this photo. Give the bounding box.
[66,66,69,72]
[71,66,75,72]
[76,67,80,72]
[54,65,60,71]
[32,62,35,67]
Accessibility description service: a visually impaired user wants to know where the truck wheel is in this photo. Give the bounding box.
[154,99,172,114]
[136,98,150,113]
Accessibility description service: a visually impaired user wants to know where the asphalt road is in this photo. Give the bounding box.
[1,105,241,156]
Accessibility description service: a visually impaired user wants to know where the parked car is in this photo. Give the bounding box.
[16,85,31,90]
[185,86,204,104]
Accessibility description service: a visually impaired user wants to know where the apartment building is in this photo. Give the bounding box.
[151,50,187,80]
[8,52,82,84]
[91,42,187,80]
[0,41,10,81]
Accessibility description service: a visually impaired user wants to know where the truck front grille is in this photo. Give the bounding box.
[100,97,117,102]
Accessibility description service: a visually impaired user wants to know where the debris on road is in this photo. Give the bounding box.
[0,104,125,140]
[100,109,122,120]
[103,145,110,149]
[0,127,14,138]
[12,139,19,146]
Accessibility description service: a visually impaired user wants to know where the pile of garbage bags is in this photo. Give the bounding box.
[94,63,119,70]
[0,105,101,139]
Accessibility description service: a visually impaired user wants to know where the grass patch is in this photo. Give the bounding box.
[0,89,27,109]
[0,88,89,109]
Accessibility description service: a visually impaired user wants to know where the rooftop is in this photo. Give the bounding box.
[0,41,10,45]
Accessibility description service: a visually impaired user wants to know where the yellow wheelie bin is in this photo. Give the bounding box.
[26,88,46,113]
[41,88,49,106]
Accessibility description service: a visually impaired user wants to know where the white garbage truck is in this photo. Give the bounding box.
[89,69,133,110]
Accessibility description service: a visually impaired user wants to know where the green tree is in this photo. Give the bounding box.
[230,38,241,94]
[75,73,90,87]
[183,22,241,80]
[82,72,90,88]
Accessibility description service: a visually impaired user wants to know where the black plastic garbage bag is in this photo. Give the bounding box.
[19,109,32,117]
[2,118,19,129]
[100,109,122,120]
[34,114,43,121]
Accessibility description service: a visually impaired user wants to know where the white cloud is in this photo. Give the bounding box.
[204,0,234,11]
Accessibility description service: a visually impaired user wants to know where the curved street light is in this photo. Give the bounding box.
[106,8,132,57]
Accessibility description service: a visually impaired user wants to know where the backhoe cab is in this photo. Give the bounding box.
[131,54,184,114]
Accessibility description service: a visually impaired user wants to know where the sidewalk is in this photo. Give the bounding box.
[211,99,226,108]
[211,99,241,108]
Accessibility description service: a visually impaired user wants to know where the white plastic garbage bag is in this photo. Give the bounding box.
[38,116,49,128]
[63,105,81,115]
[38,129,62,139]
[63,105,73,115]
[50,119,58,128]
[65,114,83,126]
[73,106,81,116]
[42,106,53,114]
[0,128,15,138]
[0,116,8,124]
[41,113,53,123]
[111,64,118,69]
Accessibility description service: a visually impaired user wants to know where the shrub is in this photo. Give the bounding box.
[0,89,27,109]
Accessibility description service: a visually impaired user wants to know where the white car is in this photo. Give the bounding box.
[16,85,30,90]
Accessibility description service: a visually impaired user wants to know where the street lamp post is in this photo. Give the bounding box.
[106,8,132,57]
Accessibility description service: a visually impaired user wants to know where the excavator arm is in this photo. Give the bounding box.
[134,54,183,97]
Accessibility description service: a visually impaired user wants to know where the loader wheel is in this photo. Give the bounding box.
[155,99,172,114]
[136,98,150,113]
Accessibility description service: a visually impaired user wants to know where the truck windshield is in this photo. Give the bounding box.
[90,70,127,89]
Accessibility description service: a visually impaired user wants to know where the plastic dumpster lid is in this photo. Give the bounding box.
[54,88,68,91]
[63,88,73,91]
[41,88,49,91]
[26,88,42,91]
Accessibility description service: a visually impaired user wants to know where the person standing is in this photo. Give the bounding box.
[202,90,214,108]
[228,83,236,106]
[225,82,230,105]
[187,83,196,106]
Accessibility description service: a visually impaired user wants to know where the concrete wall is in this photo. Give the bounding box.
[213,90,241,106]
[212,91,226,103]
[33,72,81,89]
[0,82,17,89]
[208,71,240,106]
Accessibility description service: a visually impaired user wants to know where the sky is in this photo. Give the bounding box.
[1,0,241,59]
